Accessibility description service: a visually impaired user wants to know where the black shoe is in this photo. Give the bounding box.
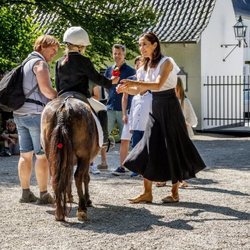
[112,167,126,176]
[0,149,11,157]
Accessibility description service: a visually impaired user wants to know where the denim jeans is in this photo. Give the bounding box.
[13,114,44,154]
[131,130,144,148]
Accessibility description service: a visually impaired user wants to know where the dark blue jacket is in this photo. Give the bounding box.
[105,63,136,111]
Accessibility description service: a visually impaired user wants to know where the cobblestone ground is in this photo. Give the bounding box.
[0,133,249,250]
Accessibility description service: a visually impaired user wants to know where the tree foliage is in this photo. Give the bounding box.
[0,4,42,73]
[1,0,158,71]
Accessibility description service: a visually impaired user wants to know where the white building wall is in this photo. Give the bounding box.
[241,16,250,75]
[201,0,243,75]
[201,0,244,129]
[161,43,202,130]
[241,15,250,63]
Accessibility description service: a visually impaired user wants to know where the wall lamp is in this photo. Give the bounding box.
[221,16,248,62]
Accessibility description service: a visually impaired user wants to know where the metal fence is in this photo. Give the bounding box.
[203,75,250,128]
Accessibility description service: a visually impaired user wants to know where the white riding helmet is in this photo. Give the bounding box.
[63,26,91,46]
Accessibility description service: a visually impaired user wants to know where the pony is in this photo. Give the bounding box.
[41,94,100,221]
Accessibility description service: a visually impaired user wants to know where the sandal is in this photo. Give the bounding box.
[128,193,153,204]
[156,182,167,187]
[161,195,179,203]
[179,181,188,188]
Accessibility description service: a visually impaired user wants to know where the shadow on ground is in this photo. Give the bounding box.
[45,200,250,234]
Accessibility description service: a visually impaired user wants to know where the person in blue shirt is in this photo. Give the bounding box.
[97,44,136,174]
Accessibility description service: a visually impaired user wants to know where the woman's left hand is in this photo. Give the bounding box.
[120,79,134,86]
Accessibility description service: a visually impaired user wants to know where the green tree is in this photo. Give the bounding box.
[1,0,158,70]
[0,5,41,74]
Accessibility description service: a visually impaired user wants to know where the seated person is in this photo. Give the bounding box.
[55,26,119,149]
[0,119,19,156]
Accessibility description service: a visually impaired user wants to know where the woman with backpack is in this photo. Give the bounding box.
[13,35,59,204]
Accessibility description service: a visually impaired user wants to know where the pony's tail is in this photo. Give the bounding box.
[49,101,73,220]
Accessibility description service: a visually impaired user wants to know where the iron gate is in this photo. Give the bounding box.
[203,75,250,129]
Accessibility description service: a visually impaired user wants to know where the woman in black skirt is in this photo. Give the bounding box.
[117,32,206,203]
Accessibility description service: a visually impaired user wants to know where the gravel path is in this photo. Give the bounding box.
[0,133,249,250]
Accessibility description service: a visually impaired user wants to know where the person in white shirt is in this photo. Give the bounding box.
[129,89,152,177]
[112,56,145,176]
[176,77,198,138]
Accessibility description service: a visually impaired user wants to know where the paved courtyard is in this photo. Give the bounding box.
[0,133,249,249]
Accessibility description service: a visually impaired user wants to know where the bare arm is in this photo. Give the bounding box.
[9,133,18,139]
[92,86,100,100]
[1,131,9,140]
[1,131,18,144]
[33,61,57,99]
[122,93,128,124]
[117,60,173,95]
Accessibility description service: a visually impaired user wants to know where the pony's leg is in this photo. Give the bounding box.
[74,159,89,221]
[66,172,73,203]
[83,172,92,207]
[66,183,73,203]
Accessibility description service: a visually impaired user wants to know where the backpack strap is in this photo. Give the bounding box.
[22,54,44,99]
[22,54,47,107]
[25,98,45,107]
[22,54,44,66]
[25,84,38,98]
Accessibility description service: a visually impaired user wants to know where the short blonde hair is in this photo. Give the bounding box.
[65,43,85,53]
[33,35,60,52]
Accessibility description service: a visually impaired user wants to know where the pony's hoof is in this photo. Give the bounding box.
[77,211,88,221]
[55,212,65,221]
[87,199,93,207]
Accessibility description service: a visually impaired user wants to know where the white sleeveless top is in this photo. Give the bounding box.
[136,66,146,81]
[144,56,180,92]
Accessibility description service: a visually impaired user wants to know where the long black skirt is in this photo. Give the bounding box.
[123,89,206,183]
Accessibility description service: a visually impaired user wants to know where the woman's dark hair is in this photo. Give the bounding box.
[139,32,163,70]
